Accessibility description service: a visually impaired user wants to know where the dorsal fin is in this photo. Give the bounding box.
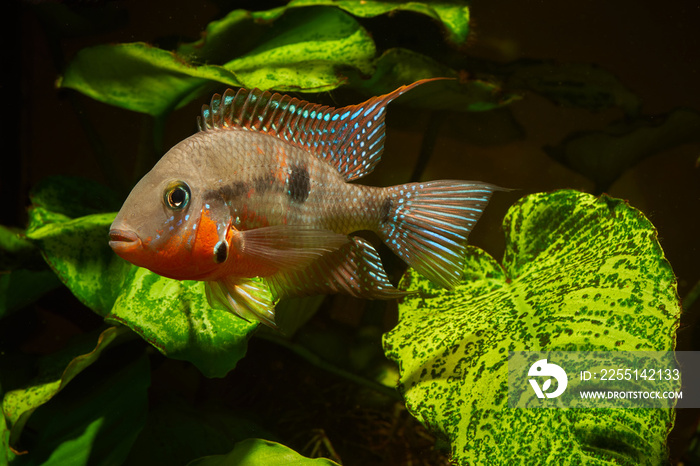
[197,78,449,181]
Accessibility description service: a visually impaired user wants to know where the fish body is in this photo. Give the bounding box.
[109,79,499,327]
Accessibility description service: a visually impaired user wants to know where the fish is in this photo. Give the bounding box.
[108,78,500,328]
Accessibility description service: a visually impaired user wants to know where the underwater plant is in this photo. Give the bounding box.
[3,1,698,465]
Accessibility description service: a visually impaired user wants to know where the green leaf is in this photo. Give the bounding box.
[59,42,242,116]
[223,7,375,92]
[383,190,680,464]
[545,108,700,193]
[106,267,257,378]
[0,177,126,317]
[350,48,518,112]
[21,178,257,377]
[261,0,472,46]
[28,175,123,219]
[25,206,256,377]
[58,7,375,115]
[2,326,130,449]
[26,207,71,234]
[58,2,477,116]
[175,9,261,64]
[186,438,340,466]
[502,60,642,115]
[26,213,129,316]
[9,343,150,466]
[179,1,472,63]
[0,226,43,270]
[1,412,15,466]
[0,225,60,318]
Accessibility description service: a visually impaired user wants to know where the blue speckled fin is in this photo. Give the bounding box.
[205,277,277,328]
[378,181,500,289]
[197,79,446,181]
[264,236,410,301]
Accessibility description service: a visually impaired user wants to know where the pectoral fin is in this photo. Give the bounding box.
[205,277,277,328]
[235,225,350,271]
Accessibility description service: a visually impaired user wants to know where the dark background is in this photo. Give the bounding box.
[7,0,700,463]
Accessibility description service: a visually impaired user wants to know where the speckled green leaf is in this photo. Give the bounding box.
[224,7,375,92]
[545,108,700,193]
[2,326,129,449]
[106,267,257,378]
[59,42,242,116]
[383,190,680,465]
[58,2,477,116]
[26,213,129,316]
[180,1,471,64]
[24,207,256,377]
[26,207,70,233]
[186,438,339,466]
[58,8,373,115]
[254,0,471,46]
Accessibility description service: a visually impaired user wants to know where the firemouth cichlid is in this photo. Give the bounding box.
[108,79,499,328]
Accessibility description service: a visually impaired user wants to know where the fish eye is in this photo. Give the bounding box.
[164,181,191,210]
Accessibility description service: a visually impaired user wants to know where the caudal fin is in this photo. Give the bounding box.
[377,181,499,288]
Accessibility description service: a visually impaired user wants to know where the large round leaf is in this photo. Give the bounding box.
[383,190,680,464]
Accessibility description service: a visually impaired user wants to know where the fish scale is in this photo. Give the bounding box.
[194,129,385,233]
[109,78,501,328]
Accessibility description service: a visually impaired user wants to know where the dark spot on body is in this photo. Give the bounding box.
[287,164,310,203]
[380,197,393,223]
[214,240,228,264]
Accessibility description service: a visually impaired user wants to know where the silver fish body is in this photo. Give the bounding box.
[109,79,499,327]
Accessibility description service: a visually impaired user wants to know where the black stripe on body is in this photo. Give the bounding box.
[380,197,393,223]
[254,171,276,192]
[205,172,278,204]
[205,181,248,202]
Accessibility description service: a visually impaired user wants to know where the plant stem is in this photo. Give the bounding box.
[410,111,447,182]
[256,330,403,402]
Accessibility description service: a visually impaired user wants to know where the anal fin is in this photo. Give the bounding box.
[265,236,410,301]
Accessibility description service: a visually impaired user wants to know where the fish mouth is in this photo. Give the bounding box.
[108,229,141,252]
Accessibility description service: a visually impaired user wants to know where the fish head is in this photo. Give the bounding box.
[109,140,230,280]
